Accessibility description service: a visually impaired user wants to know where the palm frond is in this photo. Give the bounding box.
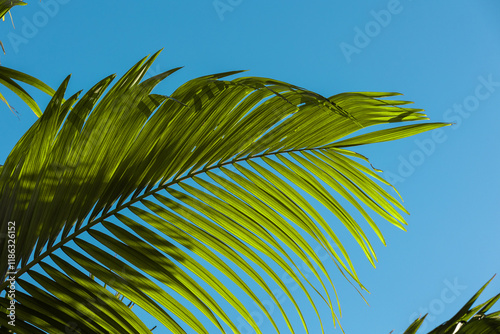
[402,276,499,334]
[0,51,449,333]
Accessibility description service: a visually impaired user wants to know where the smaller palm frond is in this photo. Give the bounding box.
[0,1,26,65]
[0,65,56,116]
[403,276,499,334]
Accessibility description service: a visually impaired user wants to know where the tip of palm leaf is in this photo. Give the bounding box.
[150,49,164,59]
[367,161,383,172]
[394,189,404,202]
[429,122,452,129]
[484,274,497,285]
[355,91,404,97]
[203,69,248,80]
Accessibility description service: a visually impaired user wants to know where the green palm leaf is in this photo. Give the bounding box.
[0,51,449,333]
[402,276,499,334]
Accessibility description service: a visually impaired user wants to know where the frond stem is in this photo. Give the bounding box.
[1,146,318,291]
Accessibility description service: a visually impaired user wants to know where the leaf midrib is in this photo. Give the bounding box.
[0,146,315,291]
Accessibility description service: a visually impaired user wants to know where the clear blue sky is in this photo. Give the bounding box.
[1,1,499,333]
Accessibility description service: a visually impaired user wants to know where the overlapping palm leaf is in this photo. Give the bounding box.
[0,51,449,333]
[0,65,56,117]
[402,276,499,334]
[1,2,56,116]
